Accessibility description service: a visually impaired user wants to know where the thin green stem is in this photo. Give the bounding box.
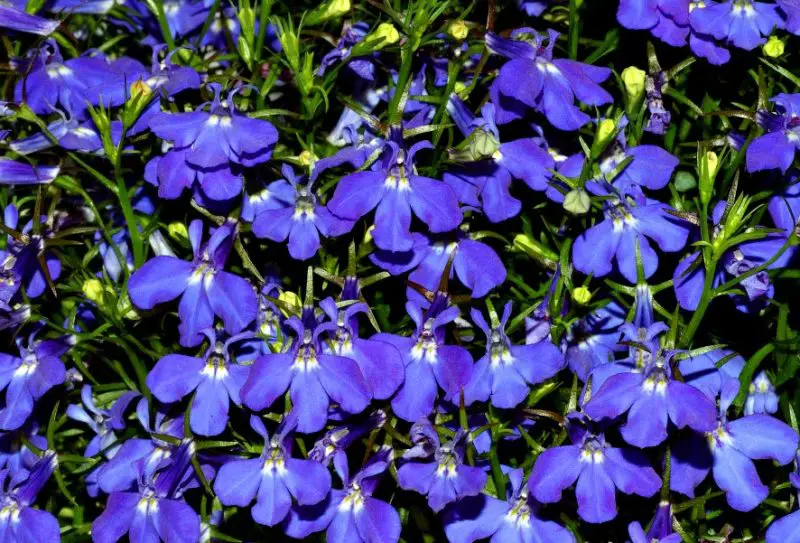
[152,0,177,50]
[113,133,145,269]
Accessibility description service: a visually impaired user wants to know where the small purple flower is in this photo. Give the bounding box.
[147,330,252,436]
[128,220,257,347]
[327,132,463,252]
[0,5,59,35]
[0,451,60,542]
[284,446,401,542]
[745,371,779,415]
[397,423,486,512]
[561,300,627,381]
[0,158,60,185]
[690,0,784,51]
[487,28,612,130]
[252,165,354,260]
[0,327,73,430]
[309,410,388,467]
[92,440,202,543]
[213,413,331,526]
[241,316,371,433]
[766,453,800,542]
[584,350,717,447]
[464,302,564,408]
[373,302,473,422]
[529,413,661,523]
[747,94,800,173]
[443,468,575,543]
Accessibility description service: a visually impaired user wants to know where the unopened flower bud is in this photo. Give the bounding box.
[621,66,646,103]
[572,286,592,305]
[168,222,189,243]
[763,35,785,58]
[368,23,400,50]
[563,188,591,215]
[82,278,106,305]
[448,20,469,41]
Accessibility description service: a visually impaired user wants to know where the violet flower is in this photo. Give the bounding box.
[747,94,800,173]
[0,451,60,541]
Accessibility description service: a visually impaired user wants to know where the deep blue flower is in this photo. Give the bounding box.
[766,453,800,542]
[309,410,388,467]
[241,315,371,433]
[372,302,473,422]
[627,503,681,542]
[443,468,575,543]
[0,451,60,542]
[284,446,401,542]
[0,158,60,185]
[397,422,487,512]
[487,28,612,130]
[0,5,59,35]
[690,0,784,51]
[560,300,626,381]
[529,413,661,523]
[327,133,463,252]
[128,220,257,347]
[747,94,800,173]
[213,413,331,526]
[745,370,779,415]
[252,165,354,260]
[464,302,564,408]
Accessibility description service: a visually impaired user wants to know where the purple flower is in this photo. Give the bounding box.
[690,0,784,51]
[309,410,388,467]
[0,158,59,185]
[745,371,779,415]
[373,302,473,422]
[128,220,257,347]
[779,0,800,33]
[443,96,555,221]
[92,441,202,543]
[213,413,331,526]
[529,413,661,523]
[397,423,487,511]
[284,446,401,542]
[766,454,800,542]
[628,508,681,542]
[241,316,371,433]
[573,186,689,284]
[584,350,717,447]
[327,133,462,252]
[0,5,59,35]
[443,468,574,543]
[464,302,564,408]
[0,327,73,430]
[487,28,612,130]
[147,330,252,436]
[561,300,627,381]
[0,451,60,542]
[252,165,354,260]
[747,94,800,173]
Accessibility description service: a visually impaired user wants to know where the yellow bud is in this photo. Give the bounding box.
[572,286,592,305]
[129,80,152,100]
[325,0,351,18]
[168,222,189,243]
[82,279,106,304]
[448,20,469,41]
[704,151,719,176]
[364,224,375,244]
[454,81,467,97]
[597,118,616,144]
[368,23,400,50]
[763,35,785,58]
[621,66,646,101]
[298,150,315,168]
[278,291,301,317]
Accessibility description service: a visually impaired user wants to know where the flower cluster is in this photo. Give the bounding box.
[0,0,799,542]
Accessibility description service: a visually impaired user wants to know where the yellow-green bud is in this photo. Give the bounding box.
[563,188,591,215]
[298,150,315,168]
[448,20,469,41]
[763,35,785,58]
[305,0,350,25]
[82,279,106,305]
[278,291,301,317]
[698,150,718,205]
[572,286,592,305]
[621,66,646,102]
[168,222,189,243]
[513,234,558,268]
[368,23,400,50]
[597,118,616,144]
[130,80,152,100]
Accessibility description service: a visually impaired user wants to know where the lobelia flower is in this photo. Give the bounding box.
[397,422,486,512]
[0,428,46,474]
[0,5,59,36]
[627,502,681,543]
[645,70,672,135]
[443,467,575,543]
[670,387,799,511]
[0,158,60,185]
[584,349,717,448]
[464,302,564,409]
[747,94,800,173]
[745,370,779,415]
[309,410,388,467]
[779,0,800,33]
[146,329,253,436]
[326,131,463,252]
[284,446,401,542]
[251,165,354,260]
[690,0,784,51]
[486,28,612,130]
[372,301,473,422]
[561,300,627,381]
[0,451,60,542]
[92,440,202,543]
[128,219,257,347]
[213,413,331,526]
[0,327,73,430]
[529,412,661,523]
[371,230,506,300]
[676,347,744,403]
[241,315,371,433]
[443,95,555,222]
[318,297,405,400]
[517,0,553,16]
[573,185,689,284]
[766,454,800,542]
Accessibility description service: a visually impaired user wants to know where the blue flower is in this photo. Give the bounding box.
[561,299,626,381]
[0,5,59,35]
[443,468,574,543]
[745,370,779,415]
[0,158,60,185]
[241,315,371,433]
[128,220,257,347]
[747,94,800,173]
[0,451,60,542]
[308,410,388,467]
[252,165,354,260]
[529,413,661,523]
[487,28,612,130]
[213,413,331,526]
[464,302,564,409]
[690,0,784,51]
[397,423,487,512]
